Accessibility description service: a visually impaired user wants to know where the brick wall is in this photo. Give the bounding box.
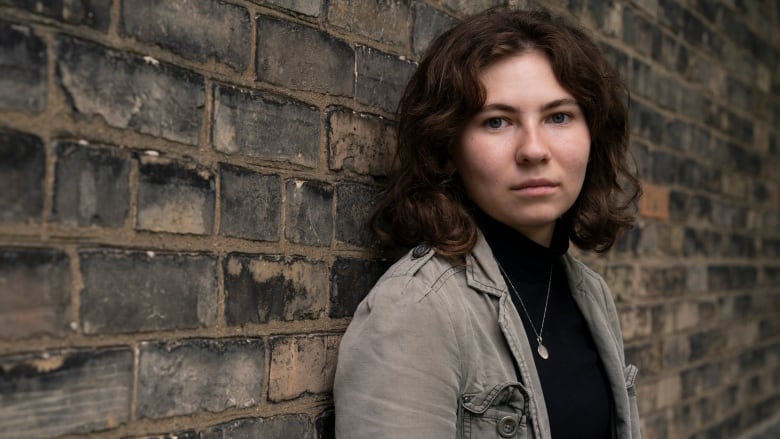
[0,0,777,438]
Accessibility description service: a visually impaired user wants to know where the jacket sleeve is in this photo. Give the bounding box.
[334,275,462,439]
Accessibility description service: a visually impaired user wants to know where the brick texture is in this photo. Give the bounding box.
[0,0,778,437]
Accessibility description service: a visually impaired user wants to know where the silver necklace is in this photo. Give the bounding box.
[498,262,553,360]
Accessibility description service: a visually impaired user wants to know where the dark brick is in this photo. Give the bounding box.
[759,318,780,341]
[56,36,204,145]
[625,341,661,375]
[52,142,130,227]
[212,84,319,167]
[662,335,690,369]
[739,348,767,374]
[327,107,396,176]
[689,329,726,361]
[263,0,322,17]
[137,160,215,235]
[284,179,333,246]
[201,415,313,439]
[413,3,455,55]
[681,362,722,399]
[120,0,250,71]
[0,348,132,437]
[335,182,380,247]
[0,20,46,112]
[707,265,757,291]
[680,9,724,56]
[650,150,680,185]
[724,234,756,258]
[327,0,413,48]
[316,409,335,439]
[219,165,281,241]
[664,120,710,157]
[623,7,662,59]
[711,139,761,175]
[708,198,748,229]
[79,249,217,334]
[356,46,416,113]
[629,100,663,144]
[256,15,353,96]
[0,248,70,339]
[329,257,390,318]
[0,127,44,222]
[642,266,687,297]
[598,42,629,80]
[224,253,327,326]
[683,228,722,257]
[679,158,721,193]
[0,0,111,30]
[437,0,506,15]
[136,338,264,419]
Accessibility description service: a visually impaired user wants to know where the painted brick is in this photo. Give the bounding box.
[201,415,313,438]
[55,36,204,145]
[79,249,217,334]
[0,20,46,113]
[329,257,390,318]
[327,0,413,48]
[0,248,70,339]
[136,338,264,419]
[355,45,416,113]
[0,127,44,222]
[327,107,395,176]
[0,348,133,438]
[212,84,320,167]
[268,334,340,402]
[137,160,215,235]
[0,0,111,30]
[219,164,281,241]
[263,0,322,17]
[256,15,353,95]
[52,141,131,227]
[224,253,328,326]
[335,182,380,247]
[120,0,251,71]
[284,179,333,246]
[412,3,456,55]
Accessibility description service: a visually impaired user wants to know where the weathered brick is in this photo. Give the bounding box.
[436,0,505,15]
[136,338,264,419]
[327,107,395,176]
[638,182,669,220]
[724,233,757,257]
[120,0,250,71]
[137,160,215,235]
[79,249,217,334]
[327,0,413,48]
[689,329,725,361]
[622,6,662,59]
[256,15,353,95]
[708,265,758,291]
[0,20,46,113]
[0,127,44,222]
[681,362,722,399]
[224,253,327,326]
[0,248,70,339]
[335,182,380,247]
[56,35,204,145]
[0,0,111,30]
[413,3,456,55]
[629,99,663,144]
[618,304,652,341]
[268,334,339,401]
[662,335,691,369]
[52,141,130,227]
[355,45,416,113]
[202,415,313,439]
[329,257,390,318]
[604,264,634,302]
[625,341,662,375]
[0,348,133,437]
[284,179,333,246]
[212,84,319,167]
[682,228,722,257]
[219,165,281,241]
[263,0,322,17]
[641,265,687,297]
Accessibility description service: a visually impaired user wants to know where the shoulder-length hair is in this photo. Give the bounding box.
[371,7,641,257]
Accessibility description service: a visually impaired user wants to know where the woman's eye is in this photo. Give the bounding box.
[486,118,505,129]
[549,113,570,124]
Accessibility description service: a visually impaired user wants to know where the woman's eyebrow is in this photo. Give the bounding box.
[479,98,579,114]
[540,98,579,112]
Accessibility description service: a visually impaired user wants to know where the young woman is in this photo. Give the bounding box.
[334,7,641,439]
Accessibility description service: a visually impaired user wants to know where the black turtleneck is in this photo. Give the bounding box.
[475,209,612,439]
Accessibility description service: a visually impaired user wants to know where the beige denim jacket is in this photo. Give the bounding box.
[334,232,641,438]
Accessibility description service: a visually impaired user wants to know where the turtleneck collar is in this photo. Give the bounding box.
[473,208,569,275]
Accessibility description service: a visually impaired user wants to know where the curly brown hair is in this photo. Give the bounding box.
[371,7,640,257]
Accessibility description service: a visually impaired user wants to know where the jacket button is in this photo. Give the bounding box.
[497,416,518,437]
[411,244,431,259]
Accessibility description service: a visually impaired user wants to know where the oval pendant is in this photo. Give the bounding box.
[537,343,549,360]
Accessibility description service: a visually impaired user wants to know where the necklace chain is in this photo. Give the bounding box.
[498,262,553,360]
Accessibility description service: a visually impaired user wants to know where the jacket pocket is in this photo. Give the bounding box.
[625,364,642,438]
[460,382,529,439]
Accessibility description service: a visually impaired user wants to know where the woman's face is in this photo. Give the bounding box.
[453,50,591,246]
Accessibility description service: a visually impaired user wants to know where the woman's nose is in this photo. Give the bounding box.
[515,125,551,164]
